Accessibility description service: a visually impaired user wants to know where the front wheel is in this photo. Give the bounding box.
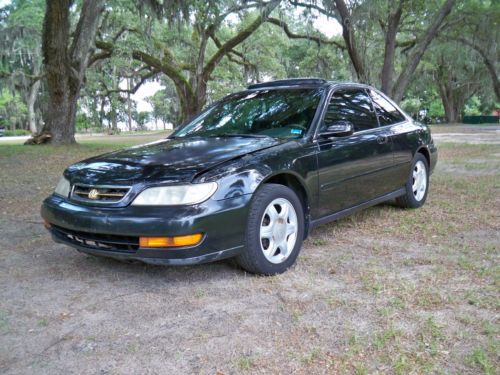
[236,184,304,275]
[396,153,429,209]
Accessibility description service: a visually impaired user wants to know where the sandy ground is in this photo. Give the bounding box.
[0,128,498,374]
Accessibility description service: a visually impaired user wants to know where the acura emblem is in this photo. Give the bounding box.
[88,189,100,200]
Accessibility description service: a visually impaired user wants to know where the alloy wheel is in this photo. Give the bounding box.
[259,198,298,264]
[412,160,427,201]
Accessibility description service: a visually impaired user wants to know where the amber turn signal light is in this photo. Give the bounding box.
[139,234,203,248]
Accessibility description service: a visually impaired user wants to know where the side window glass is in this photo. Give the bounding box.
[324,89,378,132]
[369,90,406,126]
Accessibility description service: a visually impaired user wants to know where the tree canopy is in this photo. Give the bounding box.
[0,0,498,144]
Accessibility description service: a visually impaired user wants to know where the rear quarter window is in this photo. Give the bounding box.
[369,90,406,126]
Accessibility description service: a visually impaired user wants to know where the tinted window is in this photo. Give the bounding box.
[369,90,406,126]
[174,88,323,139]
[324,89,378,132]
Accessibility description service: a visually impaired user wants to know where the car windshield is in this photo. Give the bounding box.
[173,88,324,139]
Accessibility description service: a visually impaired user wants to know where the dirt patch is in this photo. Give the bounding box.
[0,131,499,374]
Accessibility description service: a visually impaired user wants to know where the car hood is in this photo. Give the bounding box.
[65,136,281,185]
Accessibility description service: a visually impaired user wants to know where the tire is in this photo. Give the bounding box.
[236,184,305,275]
[396,153,429,209]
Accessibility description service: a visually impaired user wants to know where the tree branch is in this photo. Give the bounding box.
[203,0,280,80]
[208,33,257,69]
[395,38,417,49]
[100,69,159,96]
[391,0,457,102]
[288,0,338,19]
[132,50,194,99]
[89,27,139,66]
[449,36,500,100]
[266,17,346,50]
[217,1,274,24]
[334,0,367,82]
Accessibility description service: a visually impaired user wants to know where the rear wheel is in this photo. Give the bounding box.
[397,153,429,208]
[236,184,304,275]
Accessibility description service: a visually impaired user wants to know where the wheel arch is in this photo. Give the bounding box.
[416,146,431,167]
[260,172,311,238]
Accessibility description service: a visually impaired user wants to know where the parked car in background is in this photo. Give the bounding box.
[42,78,437,275]
[0,125,5,137]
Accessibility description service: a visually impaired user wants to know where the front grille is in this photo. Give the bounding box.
[50,224,139,253]
[71,185,130,203]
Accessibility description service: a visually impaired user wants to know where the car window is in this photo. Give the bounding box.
[323,89,378,132]
[369,90,406,126]
[173,88,324,139]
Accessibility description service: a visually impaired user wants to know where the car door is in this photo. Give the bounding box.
[315,88,394,218]
[368,89,416,190]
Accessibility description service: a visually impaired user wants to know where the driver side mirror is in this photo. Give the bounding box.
[319,120,354,138]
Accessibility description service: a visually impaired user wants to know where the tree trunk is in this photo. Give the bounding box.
[333,0,368,82]
[178,89,201,123]
[27,79,41,134]
[127,78,133,131]
[40,0,105,145]
[439,92,463,123]
[110,105,117,134]
[439,90,455,123]
[380,1,404,94]
[437,77,468,124]
[391,0,456,102]
[99,96,106,131]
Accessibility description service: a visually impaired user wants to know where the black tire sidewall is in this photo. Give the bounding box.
[243,184,304,275]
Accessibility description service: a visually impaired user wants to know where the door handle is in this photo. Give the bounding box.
[377,135,389,144]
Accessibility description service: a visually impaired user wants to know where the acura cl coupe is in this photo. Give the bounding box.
[42,78,437,275]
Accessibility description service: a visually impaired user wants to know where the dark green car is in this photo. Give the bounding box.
[42,79,437,275]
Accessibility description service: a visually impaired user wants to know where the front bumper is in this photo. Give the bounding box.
[41,194,252,265]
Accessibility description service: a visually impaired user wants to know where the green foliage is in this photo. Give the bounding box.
[4,129,30,136]
[0,0,497,130]
[7,0,45,32]
[0,88,27,129]
[76,113,92,131]
[145,85,179,127]
[133,111,151,130]
[400,98,421,117]
[0,0,45,132]
[428,98,445,119]
[464,96,482,116]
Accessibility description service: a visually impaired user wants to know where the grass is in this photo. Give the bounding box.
[0,310,10,334]
[372,326,401,350]
[301,348,320,364]
[466,348,496,375]
[235,355,254,371]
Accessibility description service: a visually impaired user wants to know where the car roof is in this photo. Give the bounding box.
[246,78,370,90]
[247,78,329,89]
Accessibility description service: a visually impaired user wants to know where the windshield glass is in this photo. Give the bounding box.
[173,88,324,139]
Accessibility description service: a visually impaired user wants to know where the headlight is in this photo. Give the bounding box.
[54,177,70,197]
[131,182,218,206]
